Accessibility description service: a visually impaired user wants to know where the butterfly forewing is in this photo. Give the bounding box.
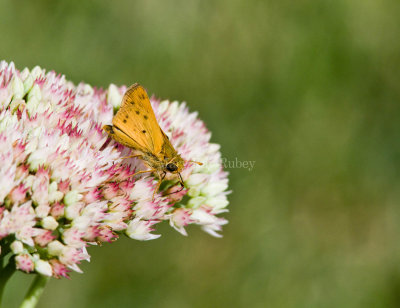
[112,84,165,154]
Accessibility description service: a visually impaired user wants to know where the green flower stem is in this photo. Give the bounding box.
[0,257,16,308]
[20,275,49,308]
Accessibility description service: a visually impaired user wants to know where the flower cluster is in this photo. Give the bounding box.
[0,61,229,278]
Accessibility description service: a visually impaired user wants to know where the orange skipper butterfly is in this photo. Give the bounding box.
[104,84,202,200]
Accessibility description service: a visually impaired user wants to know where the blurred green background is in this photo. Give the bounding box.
[2,0,400,307]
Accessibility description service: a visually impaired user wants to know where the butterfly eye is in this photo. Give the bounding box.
[166,163,178,172]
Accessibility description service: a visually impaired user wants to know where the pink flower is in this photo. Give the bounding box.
[9,184,28,204]
[34,230,56,247]
[0,61,230,278]
[50,202,65,219]
[169,208,193,236]
[49,259,70,279]
[15,254,34,273]
[102,182,120,199]
[126,218,161,241]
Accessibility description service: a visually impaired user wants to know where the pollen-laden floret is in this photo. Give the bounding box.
[0,61,230,278]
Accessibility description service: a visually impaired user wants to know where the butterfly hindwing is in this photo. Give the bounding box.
[103,125,144,151]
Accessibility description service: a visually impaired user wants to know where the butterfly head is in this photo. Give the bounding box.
[166,163,178,172]
[165,156,184,174]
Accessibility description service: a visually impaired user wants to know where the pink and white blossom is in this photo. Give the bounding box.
[0,61,229,278]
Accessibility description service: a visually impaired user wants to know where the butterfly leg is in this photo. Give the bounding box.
[132,169,156,177]
[152,172,166,201]
[162,173,185,197]
[118,154,143,161]
[178,173,185,187]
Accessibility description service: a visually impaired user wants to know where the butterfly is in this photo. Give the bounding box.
[103,83,202,200]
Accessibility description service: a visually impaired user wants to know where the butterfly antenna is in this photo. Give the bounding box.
[186,160,203,166]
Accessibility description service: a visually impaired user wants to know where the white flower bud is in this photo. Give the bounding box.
[11,76,24,99]
[27,84,42,102]
[64,190,82,207]
[10,241,24,254]
[107,84,122,110]
[34,259,52,276]
[186,173,208,186]
[78,84,94,96]
[48,182,63,203]
[23,73,34,94]
[42,216,58,230]
[188,187,201,197]
[47,241,64,256]
[207,196,229,209]
[158,100,169,113]
[20,67,30,80]
[65,202,84,220]
[202,182,228,197]
[187,196,206,209]
[35,205,50,218]
[31,66,44,79]
[203,163,220,173]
